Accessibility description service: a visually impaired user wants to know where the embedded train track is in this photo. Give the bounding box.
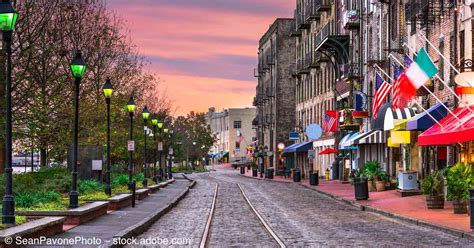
[199,181,285,248]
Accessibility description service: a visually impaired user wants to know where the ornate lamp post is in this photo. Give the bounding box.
[151,117,164,183]
[168,129,174,179]
[163,128,169,179]
[126,97,136,190]
[141,106,150,187]
[1,0,19,223]
[69,51,87,209]
[102,79,113,196]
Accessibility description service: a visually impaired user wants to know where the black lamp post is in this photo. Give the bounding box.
[151,117,164,183]
[126,97,136,190]
[168,129,174,179]
[102,78,113,196]
[1,0,18,225]
[69,51,87,209]
[163,128,169,179]
[141,106,150,188]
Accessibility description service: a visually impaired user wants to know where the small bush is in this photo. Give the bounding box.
[133,173,144,182]
[16,193,40,208]
[113,174,129,186]
[40,191,61,202]
[78,180,103,194]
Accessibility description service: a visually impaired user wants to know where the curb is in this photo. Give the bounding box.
[238,173,292,183]
[109,180,196,247]
[242,173,474,240]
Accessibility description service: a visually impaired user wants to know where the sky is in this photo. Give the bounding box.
[107,0,294,115]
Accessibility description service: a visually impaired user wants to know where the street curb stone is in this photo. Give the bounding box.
[109,179,195,247]
[241,173,474,240]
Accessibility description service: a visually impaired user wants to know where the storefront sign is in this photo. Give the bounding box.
[289,132,299,140]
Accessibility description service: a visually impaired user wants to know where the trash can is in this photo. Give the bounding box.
[354,177,369,200]
[267,168,274,179]
[310,171,319,186]
[240,166,245,174]
[293,169,301,182]
[252,168,258,177]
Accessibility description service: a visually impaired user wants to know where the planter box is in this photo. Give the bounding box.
[135,189,149,200]
[147,184,160,194]
[0,217,65,247]
[17,201,109,225]
[107,193,132,211]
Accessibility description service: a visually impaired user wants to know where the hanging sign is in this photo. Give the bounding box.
[289,132,299,140]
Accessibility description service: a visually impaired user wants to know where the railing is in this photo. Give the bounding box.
[314,21,333,49]
[304,53,312,69]
[315,0,331,12]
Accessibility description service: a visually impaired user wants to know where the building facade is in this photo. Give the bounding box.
[206,107,257,163]
[254,18,296,173]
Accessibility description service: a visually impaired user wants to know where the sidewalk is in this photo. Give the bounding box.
[241,169,474,238]
[50,179,191,247]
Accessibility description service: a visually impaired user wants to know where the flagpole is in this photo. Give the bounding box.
[373,64,444,128]
[403,43,474,116]
[388,53,463,123]
[415,34,474,88]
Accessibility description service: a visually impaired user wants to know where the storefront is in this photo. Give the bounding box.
[282,141,313,178]
[312,138,335,175]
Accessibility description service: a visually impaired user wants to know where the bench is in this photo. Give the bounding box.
[0,217,65,247]
[107,193,132,211]
[135,189,149,200]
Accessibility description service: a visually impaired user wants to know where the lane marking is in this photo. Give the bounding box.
[237,183,286,248]
[200,183,218,248]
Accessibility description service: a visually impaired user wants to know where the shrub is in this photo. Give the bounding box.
[446,163,473,201]
[16,193,40,208]
[133,173,144,182]
[40,191,61,202]
[113,174,129,186]
[421,170,444,196]
[78,180,103,194]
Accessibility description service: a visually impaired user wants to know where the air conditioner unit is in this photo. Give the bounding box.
[398,171,419,190]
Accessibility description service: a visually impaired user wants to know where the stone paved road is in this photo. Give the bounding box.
[130,169,474,248]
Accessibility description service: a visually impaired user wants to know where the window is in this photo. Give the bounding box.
[235,142,240,150]
[233,120,241,129]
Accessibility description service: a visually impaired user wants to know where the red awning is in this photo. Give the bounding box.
[319,148,338,155]
[418,106,474,146]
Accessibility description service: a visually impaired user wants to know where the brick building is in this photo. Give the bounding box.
[254,18,296,173]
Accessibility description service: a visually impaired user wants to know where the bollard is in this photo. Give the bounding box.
[469,188,473,230]
[132,179,136,208]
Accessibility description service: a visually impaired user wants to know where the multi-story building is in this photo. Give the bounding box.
[254,18,296,174]
[206,107,256,163]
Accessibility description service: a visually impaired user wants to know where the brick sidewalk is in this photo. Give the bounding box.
[240,167,473,237]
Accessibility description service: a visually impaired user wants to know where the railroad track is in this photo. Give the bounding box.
[199,180,286,248]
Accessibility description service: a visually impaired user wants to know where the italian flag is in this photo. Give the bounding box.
[393,49,438,109]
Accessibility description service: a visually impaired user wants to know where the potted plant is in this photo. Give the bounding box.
[363,161,380,192]
[446,163,473,214]
[421,170,445,209]
[375,170,389,192]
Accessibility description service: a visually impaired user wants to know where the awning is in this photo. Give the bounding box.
[339,132,359,150]
[345,130,388,146]
[418,106,474,146]
[282,142,313,154]
[372,103,417,131]
[390,130,411,144]
[319,148,338,155]
[407,102,448,131]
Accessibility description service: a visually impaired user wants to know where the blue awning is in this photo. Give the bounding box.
[407,102,448,131]
[282,141,312,154]
[339,132,359,150]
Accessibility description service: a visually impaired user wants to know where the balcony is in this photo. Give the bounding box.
[341,63,360,80]
[314,21,349,63]
[295,9,310,30]
[342,10,360,30]
[305,0,321,22]
[297,58,310,75]
[315,0,331,12]
[314,52,329,64]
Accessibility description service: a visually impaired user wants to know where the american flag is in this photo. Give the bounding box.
[323,111,337,133]
[373,74,392,119]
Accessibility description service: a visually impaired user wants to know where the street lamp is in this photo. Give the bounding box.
[168,129,174,179]
[163,128,169,179]
[69,51,87,209]
[151,117,164,183]
[1,0,18,224]
[126,97,136,190]
[141,106,150,188]
[102,78,113,196]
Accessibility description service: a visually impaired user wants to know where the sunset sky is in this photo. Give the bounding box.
[108,0,294,115]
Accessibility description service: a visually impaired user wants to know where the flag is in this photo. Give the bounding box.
[373,74,392,119]
[393,50,438,109]
[323,111,338,133]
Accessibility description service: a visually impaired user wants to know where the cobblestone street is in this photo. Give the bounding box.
[131,169,474,247]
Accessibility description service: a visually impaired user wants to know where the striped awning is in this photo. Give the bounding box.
[372,103,417,131]
[347,130,388,145]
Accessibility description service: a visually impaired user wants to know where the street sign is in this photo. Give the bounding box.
[92,160,102,171]
[127,140,135,151]
[289,132,299,140]
[157,142,163,151]
[305,124,322,140]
